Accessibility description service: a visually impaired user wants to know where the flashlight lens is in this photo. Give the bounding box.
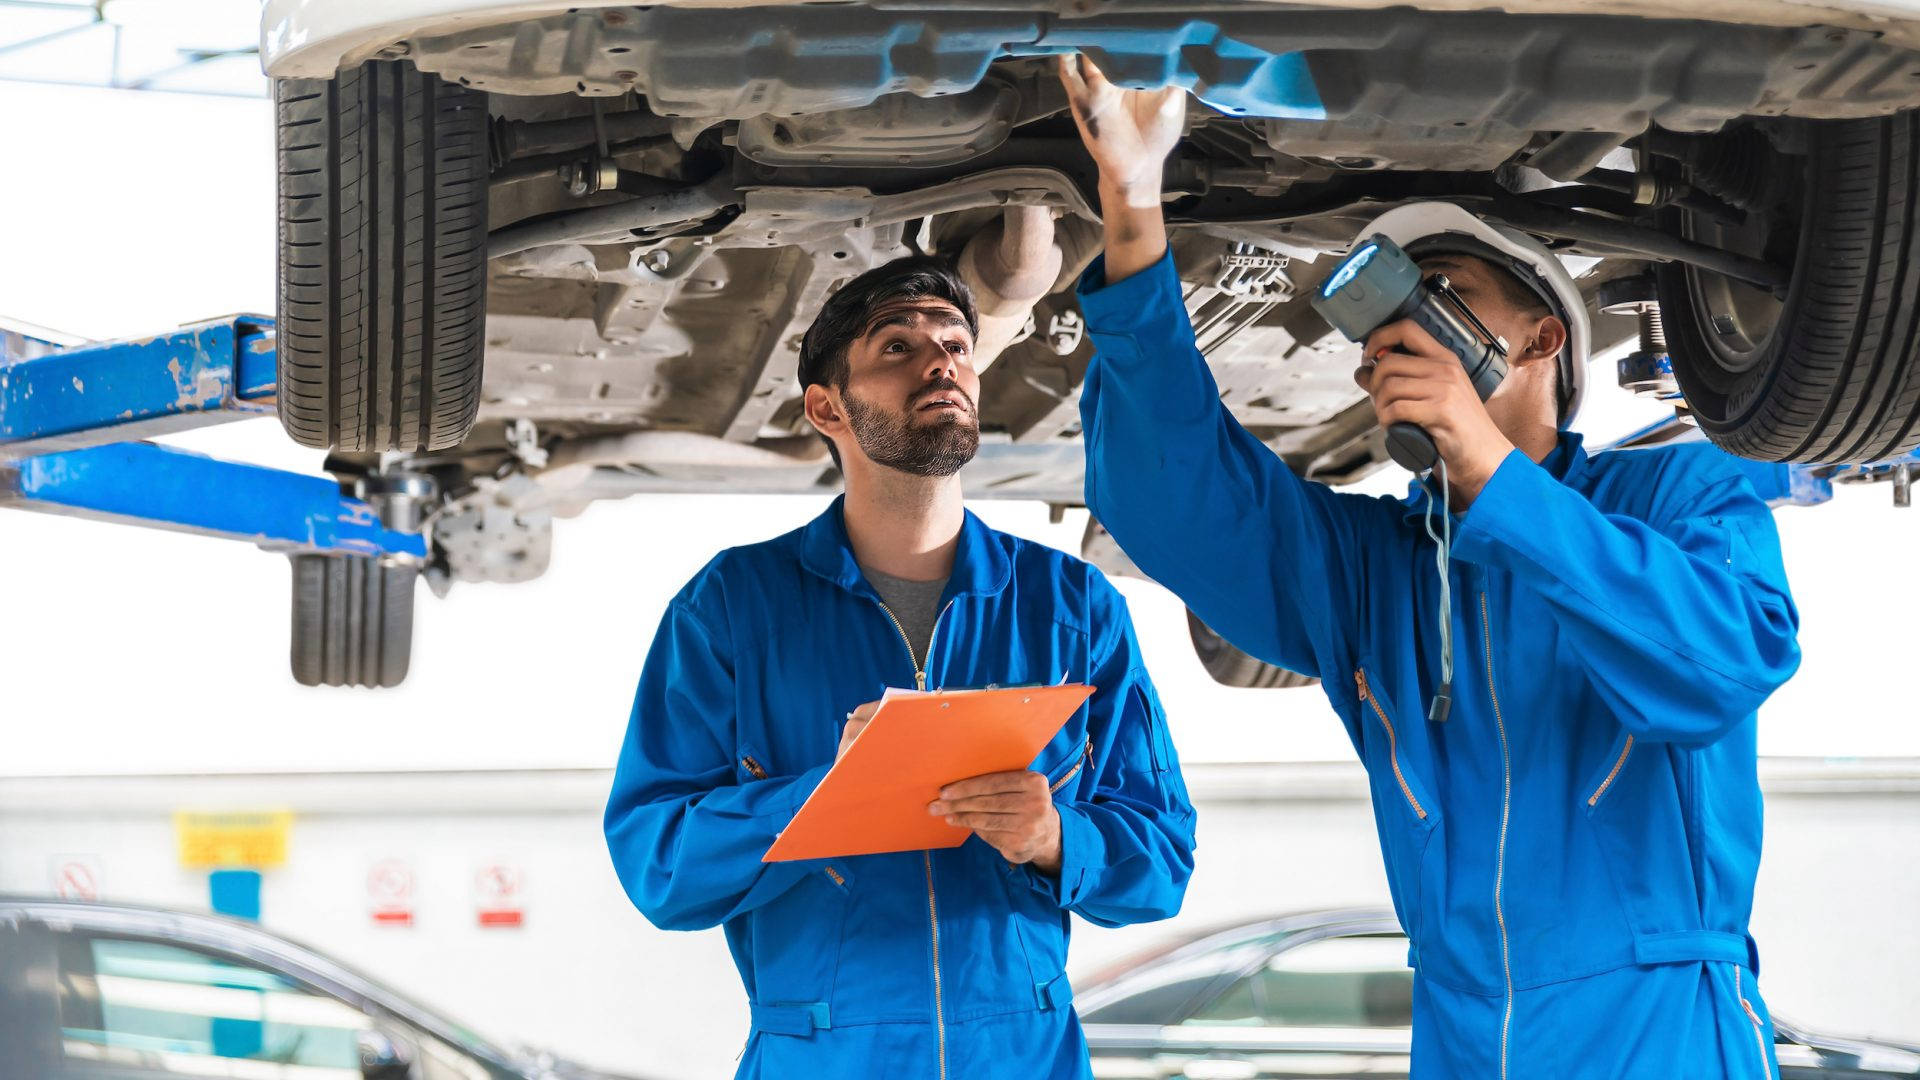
[1323,242,1378,298]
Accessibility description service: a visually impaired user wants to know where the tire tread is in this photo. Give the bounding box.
[274,61,486,452]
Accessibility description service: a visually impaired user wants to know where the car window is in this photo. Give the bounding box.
[53,935,370,1076]
[1183,933,1413,1030]
[50,933,492,1080]
[1079,930,1288,1025]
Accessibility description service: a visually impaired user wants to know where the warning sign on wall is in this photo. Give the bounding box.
[174,810,292,869]
[51,855,101,901]
[474,862,524,929]
[367,859,415,928]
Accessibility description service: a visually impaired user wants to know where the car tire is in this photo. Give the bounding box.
[1658,111,1920,463]
[290,554,415,688]
[275,59,488,453]
[1186,610,1319,689]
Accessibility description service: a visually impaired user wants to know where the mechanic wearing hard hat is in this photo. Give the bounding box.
[1058,56,1801,1079]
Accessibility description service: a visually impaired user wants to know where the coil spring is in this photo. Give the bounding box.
[1640,306,1668,354]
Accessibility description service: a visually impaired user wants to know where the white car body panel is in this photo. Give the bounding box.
[261,0,1920,79]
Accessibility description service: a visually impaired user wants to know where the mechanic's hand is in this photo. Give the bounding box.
[928,770,1063,875]
[836,701,882,761]
[1355,319,1516,502]
[1057,53,1185,208]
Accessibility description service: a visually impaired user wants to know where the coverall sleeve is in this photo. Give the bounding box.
[1076,250,1385,681]
[1452,450,1801,746]
[1015,582,1196,928]
[604,595,825,931]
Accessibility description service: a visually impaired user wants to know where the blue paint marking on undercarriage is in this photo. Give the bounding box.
[1015,21,1326,120]
[617,8,1327,120]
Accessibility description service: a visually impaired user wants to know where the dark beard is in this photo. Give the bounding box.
[842,379,980,478]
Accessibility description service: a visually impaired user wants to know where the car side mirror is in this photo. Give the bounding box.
[358,1027,415,1080]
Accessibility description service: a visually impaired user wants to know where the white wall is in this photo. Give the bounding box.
[1,763,1913,1080]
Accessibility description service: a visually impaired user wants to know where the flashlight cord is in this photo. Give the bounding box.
[1419,458,1455,723]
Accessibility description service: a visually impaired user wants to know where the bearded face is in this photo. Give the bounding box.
[841,374,980,477]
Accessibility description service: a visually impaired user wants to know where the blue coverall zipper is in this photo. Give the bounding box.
[1480,591,1515,1080]
[875,596,953,1080]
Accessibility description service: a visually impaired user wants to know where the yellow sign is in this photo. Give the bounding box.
[174,810,291,869]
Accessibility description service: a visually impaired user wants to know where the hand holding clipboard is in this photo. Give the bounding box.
[762,683,1094,862]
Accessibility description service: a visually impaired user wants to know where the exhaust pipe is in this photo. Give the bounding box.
[957,205,1064,370]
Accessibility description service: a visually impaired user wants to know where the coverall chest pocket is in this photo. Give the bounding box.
[736,743,775,784]
[1354,666,1439,939]
[1580,729,1638,814]
[1033,721,1093,800]
[1354,667,1438,829]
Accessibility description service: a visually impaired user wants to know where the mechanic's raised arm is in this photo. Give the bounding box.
[1059,55,1382,679]
[603,591,822,931]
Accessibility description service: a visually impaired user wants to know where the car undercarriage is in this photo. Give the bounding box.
[254,1,1920,682]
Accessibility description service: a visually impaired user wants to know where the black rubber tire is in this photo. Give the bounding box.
[290,554,415,688]
[275,60,489,453]
[1659,112,1920,463]
[1186,610,1318,690]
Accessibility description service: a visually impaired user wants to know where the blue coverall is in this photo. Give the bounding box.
[604,500,1197,1079]
[1077,250,1802,1079]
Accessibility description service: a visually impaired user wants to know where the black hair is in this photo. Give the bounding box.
[1476,260,1571,422]
[798,255,979,393]
[798,255,979,470]
[1478,262,1552,322]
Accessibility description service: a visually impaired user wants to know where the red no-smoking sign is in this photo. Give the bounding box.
[474,862,524,929]
[52,856,100,901]
[368,859,415,927]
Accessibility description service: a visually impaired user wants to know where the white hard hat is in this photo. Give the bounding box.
[1360,202,1591,425]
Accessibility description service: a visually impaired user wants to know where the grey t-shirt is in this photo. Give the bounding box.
[861,565,950,671]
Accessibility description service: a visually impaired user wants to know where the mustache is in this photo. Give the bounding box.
[909,377,977,415]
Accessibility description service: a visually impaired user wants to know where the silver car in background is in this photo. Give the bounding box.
[1076,909,1920,1080]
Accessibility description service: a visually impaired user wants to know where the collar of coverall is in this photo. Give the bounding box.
[800,494,1014,602]
[1398,429,1589,523]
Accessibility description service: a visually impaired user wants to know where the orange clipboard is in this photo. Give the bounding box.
[762,683,1095,862]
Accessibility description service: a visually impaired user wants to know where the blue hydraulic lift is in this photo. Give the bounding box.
[0,316,425,561]
[2,317,428,687]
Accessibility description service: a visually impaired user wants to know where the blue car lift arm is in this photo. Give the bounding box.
[1602,412,1920,509]
[0,317,426,562]
[0,317,277,454]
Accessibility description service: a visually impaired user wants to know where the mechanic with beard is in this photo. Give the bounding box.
[604,255,1196,1079]
[1058,55,1801,1080]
